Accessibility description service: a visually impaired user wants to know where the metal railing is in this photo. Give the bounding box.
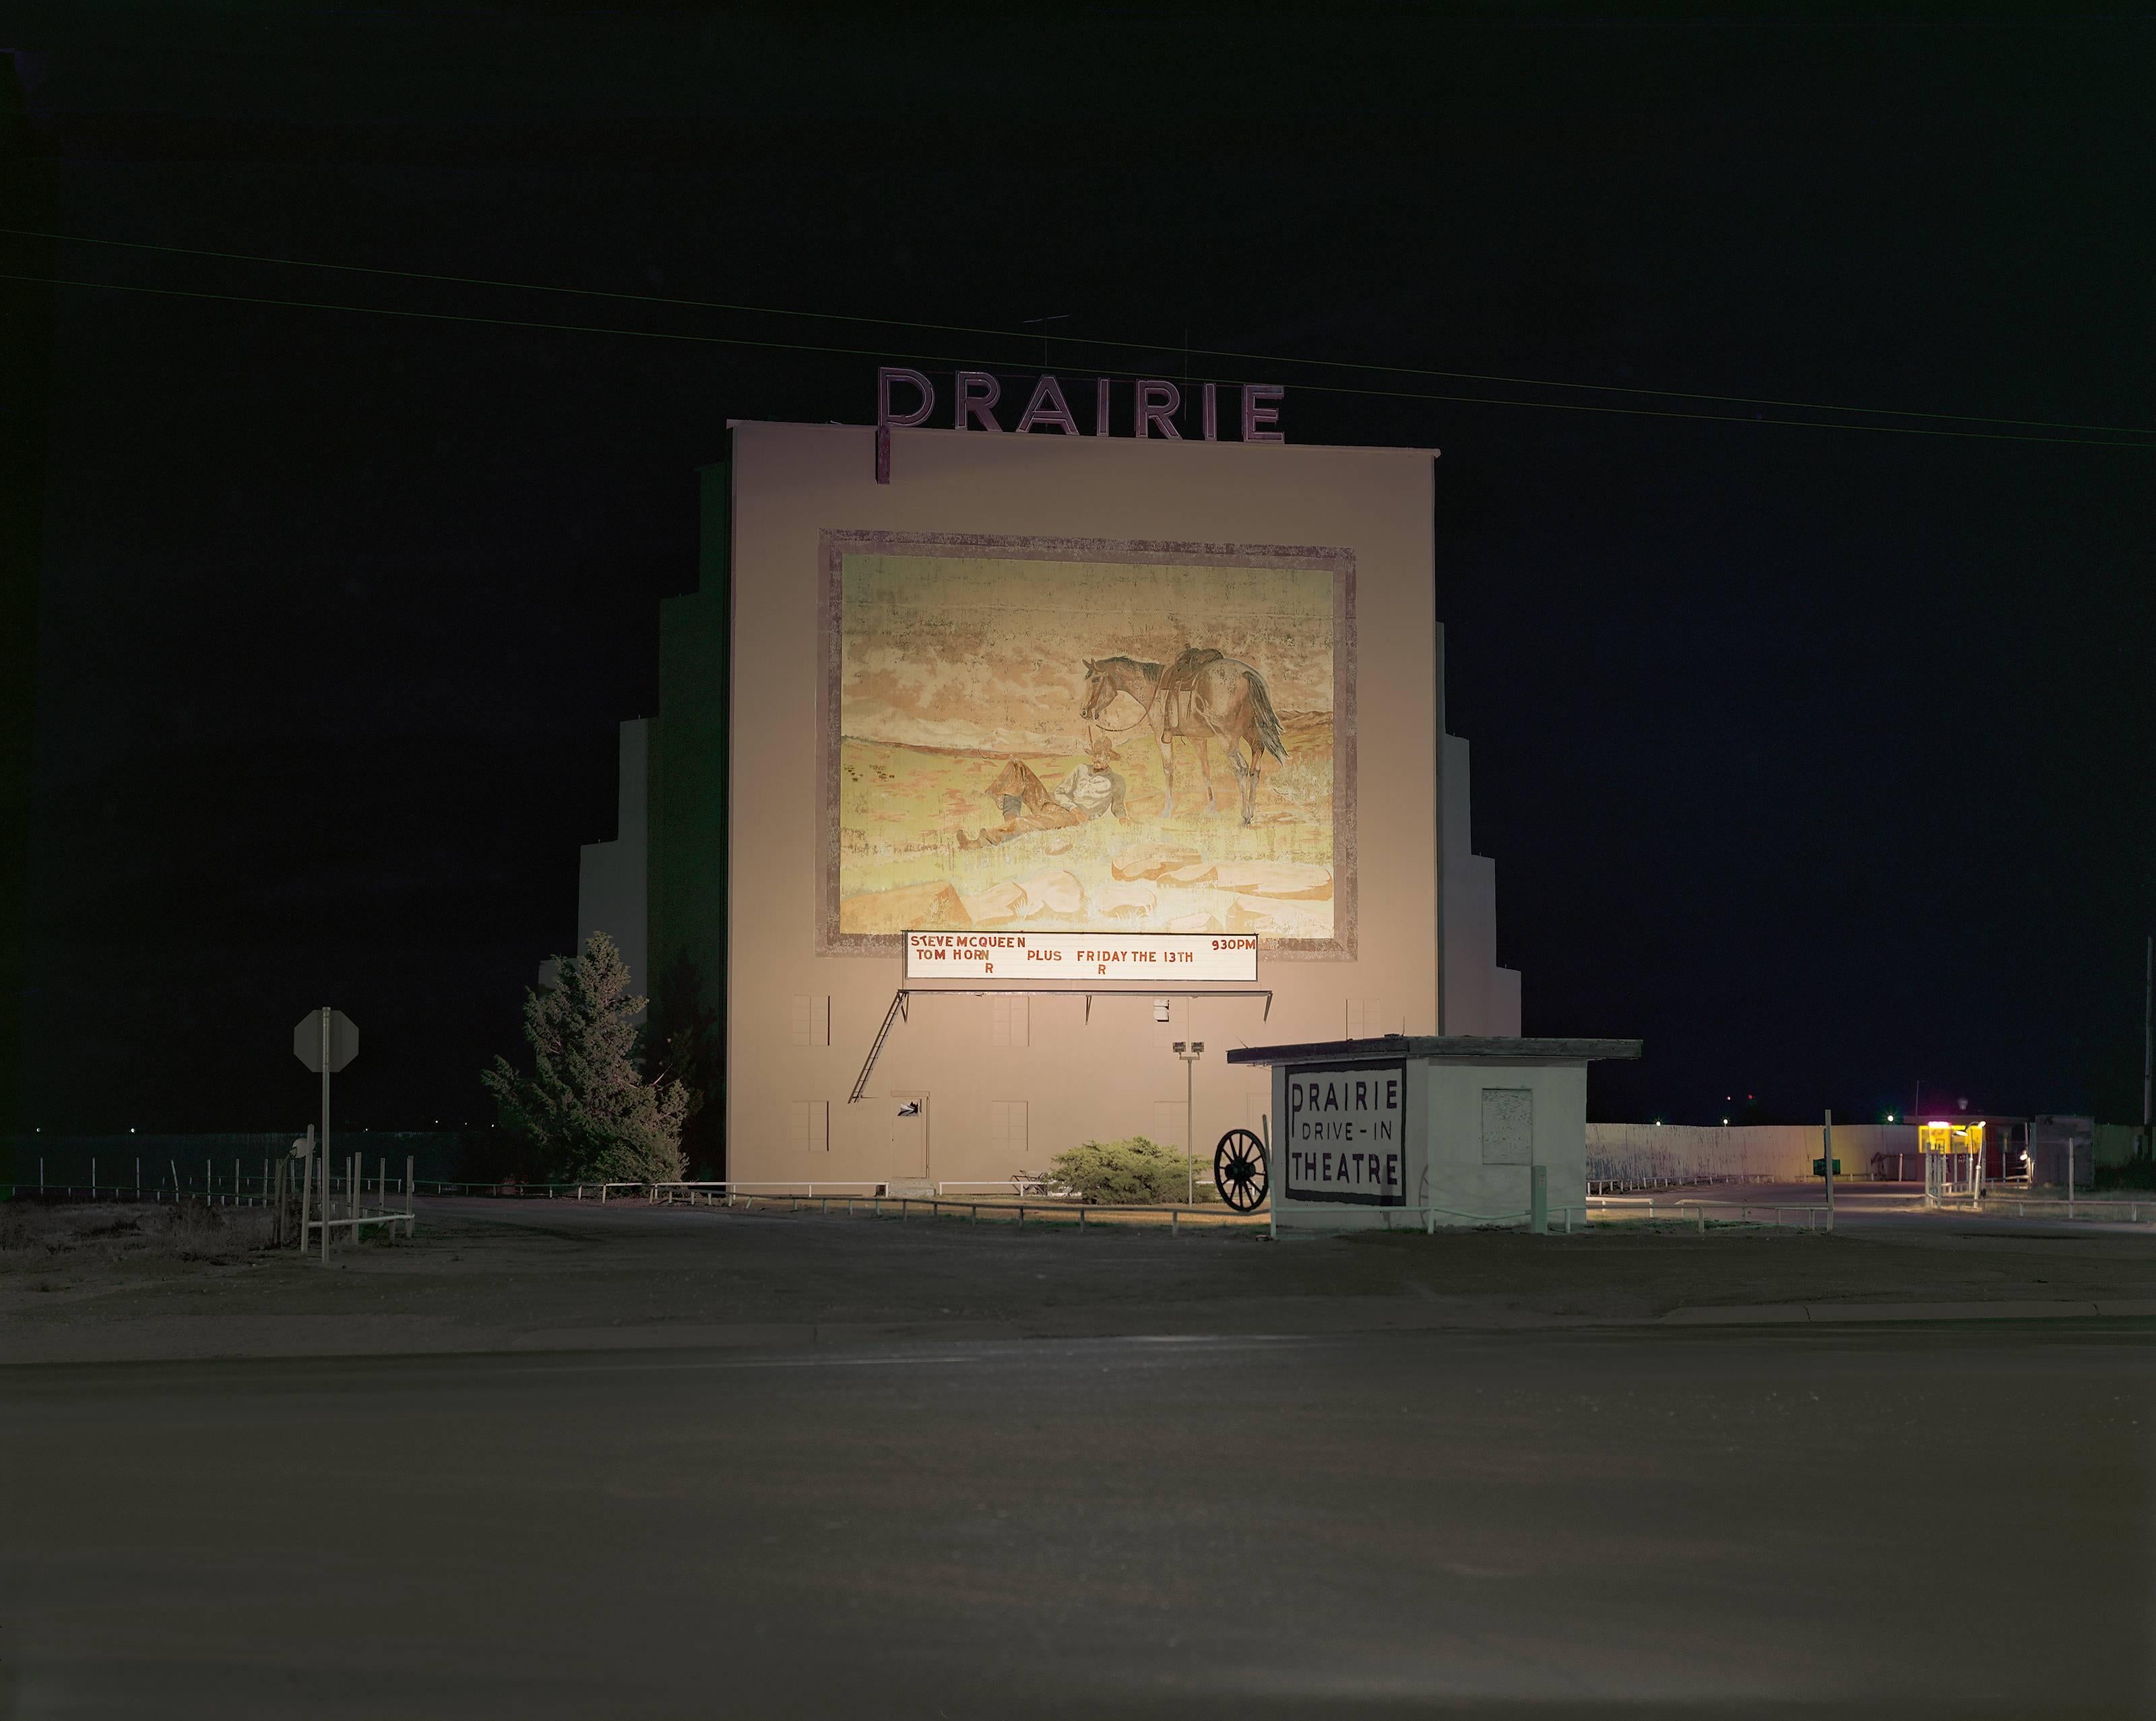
[12,1156,422,1223]
[1587,1172,1779,1197]
[664,1189,1264,1234]
[1591,1195,1834,1232]
[646,1180,888,1205]
[1677,1199,1833,1233]
[1988,1195,2149,1223]
[19,1156,286,1206]
[1373,1203,1575,1233]
[932,1177,1218,1199]
[657,1187,1592,1238]
[295,1152,418,1258]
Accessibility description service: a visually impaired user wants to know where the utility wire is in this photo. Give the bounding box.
[3,224,2149,441]
[6,270,2152,451]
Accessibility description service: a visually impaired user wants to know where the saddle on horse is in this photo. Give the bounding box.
[1158,647,1225,733]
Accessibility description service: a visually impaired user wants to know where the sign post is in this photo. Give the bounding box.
[1173,1040,1205,1204]
[293,1009,358,1261]
[2142,933,2152,1164]
[1822,1108,1834,1214]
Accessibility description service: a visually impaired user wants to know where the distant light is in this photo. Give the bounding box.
[129,1127,135,1134]
[1722,1117,1730,1125]
[1888,1113,1896,1123]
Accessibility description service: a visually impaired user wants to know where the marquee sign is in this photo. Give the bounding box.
[1283,1059,1407,1206]
[904,930,1258,982]
[875,367,1284,482]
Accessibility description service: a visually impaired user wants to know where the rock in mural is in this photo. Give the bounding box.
[1093,880,1160,918]
[1208,860,1333,900]
[840,879,970,935]
[959,881,1028,925]
[1016,870,1084,916]
[1226,895,1331,938]
[1110,844,1205,881]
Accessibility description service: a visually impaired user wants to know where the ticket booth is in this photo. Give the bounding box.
[1919,1119,1986,1203]
[1226,1035,1642,1232]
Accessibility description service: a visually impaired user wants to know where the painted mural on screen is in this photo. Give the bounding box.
[819,532,1354,955]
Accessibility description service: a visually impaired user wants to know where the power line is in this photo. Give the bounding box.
[6,270,2152,451]
[3,224,2149,441]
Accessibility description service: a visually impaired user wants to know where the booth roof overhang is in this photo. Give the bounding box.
[1226,1034,1644,1067]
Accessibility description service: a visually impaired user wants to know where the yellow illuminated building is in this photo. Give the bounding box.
[1917,1120,1984,1156]
[1919,1119,1985,1201]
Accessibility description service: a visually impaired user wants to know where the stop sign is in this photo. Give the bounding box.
[293,1009,359,1073]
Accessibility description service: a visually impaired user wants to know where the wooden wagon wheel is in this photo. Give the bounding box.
[1212,1128,1268,1212]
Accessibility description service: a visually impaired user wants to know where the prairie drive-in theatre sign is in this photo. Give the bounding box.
[874,368,1286,482]
[1285,1059,1406,1206]
[904,931,1258,982]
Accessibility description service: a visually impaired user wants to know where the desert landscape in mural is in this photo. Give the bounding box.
[829,540,1348,947]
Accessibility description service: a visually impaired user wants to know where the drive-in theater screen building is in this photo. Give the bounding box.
[569,375,1526,1204]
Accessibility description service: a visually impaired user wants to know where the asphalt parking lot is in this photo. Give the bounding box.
[3,1195,2153,1716]
[5,1319,2150,1719]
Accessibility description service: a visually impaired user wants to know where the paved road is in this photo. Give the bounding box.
[5,1322,2151,1718]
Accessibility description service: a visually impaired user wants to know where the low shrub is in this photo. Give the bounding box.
[1046,1136,1193,1205]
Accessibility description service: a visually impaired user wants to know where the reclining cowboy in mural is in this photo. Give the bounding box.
[1051,740,1129,824]
[959,743,1127,848]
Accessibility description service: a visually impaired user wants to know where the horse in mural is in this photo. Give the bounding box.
[1078,648,1287,825]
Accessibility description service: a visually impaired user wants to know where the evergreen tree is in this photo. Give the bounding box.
[482,932,693,1184]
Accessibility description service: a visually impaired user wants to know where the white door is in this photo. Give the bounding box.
[891,1094,928,1177]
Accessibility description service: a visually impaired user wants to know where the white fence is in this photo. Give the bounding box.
[1587,1123,1918,1187]
[1591,1195,1835,1232]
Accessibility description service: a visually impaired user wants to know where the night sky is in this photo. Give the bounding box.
[5,8,2151,1137]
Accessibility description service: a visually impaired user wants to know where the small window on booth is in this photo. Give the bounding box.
[1480,1088,1533,1165]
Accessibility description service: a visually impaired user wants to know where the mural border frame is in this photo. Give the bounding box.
[816,528,1357,961]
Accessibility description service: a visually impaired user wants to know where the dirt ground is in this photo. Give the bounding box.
[4,1193,2155,1366]
[0,1198,274,1280]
